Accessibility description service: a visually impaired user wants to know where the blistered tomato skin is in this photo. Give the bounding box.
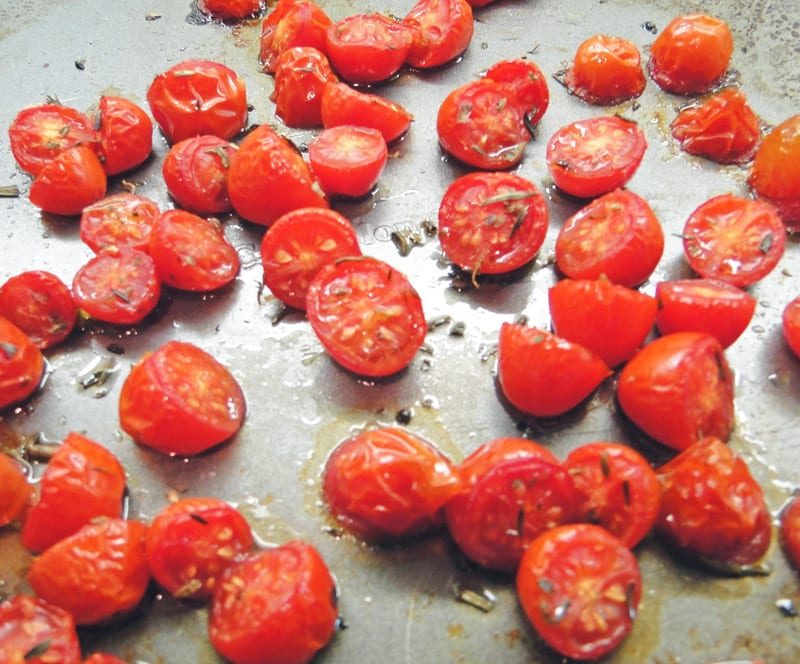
[0,317,45,412]
[0,595,83,664]
[94,95,153,176]
[29,145,107,216]
[272,46,337,128]
[564,34,646,105]
[402,0,474,69]
[259,0,333,74]
[321,80,413,144]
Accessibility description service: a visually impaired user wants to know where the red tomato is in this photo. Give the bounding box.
[656,436,771,567]
[306,256,427,377]
[654,278,756,349]
[617,332,734,452]
[323,426,462,541]
[546,116,647,199]
[259,0,332,74]
[564,34,646,105]
[483,58,550,126]
[517,523,642,660]
[0,317,44,411]
[648,13,734,95]
[682,194,786,288]
[325,13,413,85]
[0,595,82,664]
[80,193,161,253]
[28,517,151,626]
[29,145,107,216]
[0,453,33,527]
[321,80,413,143]
[548,277,657,368]
[496,323,611,419]
[162,135,236,215]
[146,59,248,144]
[7,103,98,176]
[260,207,361,310]
[72,247,161,325]
[148,210,240,292]
[83,655,128,664]
[563,442,661,548]
[209,541,338,664]
[146,497,254,600]
[199,0,261,20]
[93,95,153,176]
[20,432,126,553]
[455,437,560,473]
[437,78,530,170]
[402,0,474,69]
[748,114,800,229]
[555,188,664,287]
[272,46,337,128]
[438,171,549,276]
[227,124,328,226]
[670,88,760,164]
[118,340,246,456]
[0,270,77,349]
[780,493,800,571]
[784,296,800,359]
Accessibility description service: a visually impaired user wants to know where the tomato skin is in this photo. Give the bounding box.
[617,332,734,452]
[259,0,332,74]
[516,523,642,660]
[402,0,474,69]
[199,0,261,20]
[456,437,561,477]
[308,125,388,198]
[321,81,413,144]
[0,453,34,527]
[564,34,646,105]
[80,193,161,254]
[82,655,128,664]
[784,296,800,359]
[118,340,246,456]
[272,46,337,128]
[93,96,153,176]
[483,58,550,126]
[780,493,800,571]
[497,323,611,419]
[29,145,107,216]
[0,594,82,664]
[323,427,462,541]
[0,317,45,411]
[209,541,338,664]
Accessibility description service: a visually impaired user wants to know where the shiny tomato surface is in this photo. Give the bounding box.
[93,95,153,176]
[320,80,413,143]
[784,295,800,359]
[272,46,336,128]
[0,595,82,664]
[80,193,161,253]
[564,34,645,105]
[780,492,800,571]
[0,316,45,411]
[0,453,34,527]
[402,0,474,69]
[484,58,550,126]
[29,144,107,216]
[199,0,261,20]
[259,0,332,74]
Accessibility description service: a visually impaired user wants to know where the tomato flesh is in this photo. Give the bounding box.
[80,193,161,253]
[484,58,550,126]
[0,595,82,664]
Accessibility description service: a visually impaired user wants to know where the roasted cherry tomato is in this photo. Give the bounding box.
[456,436,560,471]
[497,323,611,419]
[784,295,800,359]
[437,78,530,170]
[563,34,646,105]
[21,432,126,553]
[323,426,462,541]
[119,340,246,456]
[682,194,786,288]
[780,492,800,571]
[306,256,427,377]
[546,116,647,199]
[162,135,236,215]
[0,595,82,664]
[146,59,248,144]
[648,13,733,95]
[548,276,657,368]
[402,0,474,69]
[617,332,734,452]
[146,497,254,600]
[656,436,771,568]
[93,95,153,176]
[28,517,151,626]
[199,0,261,20]
[29,145,107,216]
[0,453,33,527]
[272,46,337,128]
[517,523,642,660]
[555,188,664,287]
[654,278,756,349]
[0,270,77,349]
[209,541,338,664]
[308,125,388,198]
[483,58,550,126]
[82,654,128,664]
[0,317,44,411]
[260,206,361,310]
[438,171,548,277]
[80,193,161,253]
[259,0,332,74]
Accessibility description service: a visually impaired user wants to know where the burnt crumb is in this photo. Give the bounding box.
[642,20,657,34]
[395,408,414,425]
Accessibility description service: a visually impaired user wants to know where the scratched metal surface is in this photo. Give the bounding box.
[1,0,799,662]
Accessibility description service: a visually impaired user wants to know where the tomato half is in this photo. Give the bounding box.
[546,116,647,198]
[93,95,153,176]
[259,0,332,74]
[29,144,107,216]
[199,0,261,20]
[402,0,474,69]
[483,58,550,126]
[784,295,800,359]
[320,80,413,143]
[780,493,800,571]
[119,340,246,456]
[0,317,45,411]
[0,595,82,664]
[564,34,646,105]
[272,46,337,128]
[0,453,34,527]
[80,193,161,253]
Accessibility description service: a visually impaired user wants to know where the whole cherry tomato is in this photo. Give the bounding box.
[29,145,107,216]
[93,95,153,176]
[564,34,646,105]
[259,0,332,74]
[483,58,550,126]
[402,0,474,69]
[0,594,82,664]
[0,453,34,527]
[80,193,161,253]
[784,296,800,359]
[272,46,337,128]
[308,125,388,198]
[0,316,44,411]
[321,80,413,143]
[199,0,261,20]
[780,492,800,571]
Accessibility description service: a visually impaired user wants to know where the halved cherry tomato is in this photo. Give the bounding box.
[0,595,82,664]
[93,95,153,176]
[402,0,474,69]
[438,171,548,276]
[548,276,657,368]
[209,541,338,664]
[555,189,664,287]
[0,453,33,527]
[497,323,611,419]
[29,145,107,216]
[260,207,361,310]
[784,296,800,359]
[780,492,800,570]
[546,116,647,199]
[272,46,337,128]
[320,80,413,143]
[20,432,126,553]
[323,426,462,541]
[564,34,646,105]
[617,332,734,452]
[483,58,550,126]
[259,0,332,74]
[146,497,254,600]
[654,278,756,349]
[306,256,427,377]
[648,13,734,95]
[682,194,786,288]
[656,436,771,567]
[199,0,261,20]
[119,340,246,456]
[0,271,77,349]
[146,59,248,144]
[307,125,388,198]
[517,523,642,660]
[0,317,45,411]
[80,193,161,253]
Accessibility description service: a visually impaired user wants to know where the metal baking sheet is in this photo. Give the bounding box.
[1,0,799,662]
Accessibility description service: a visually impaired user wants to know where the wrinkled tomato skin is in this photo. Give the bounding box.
[780,493,800,571]
[321,81,412,144]
[80,193,161,254]
[617,332,734,452]
[784,296,800,359]
[402,0,474,69]
[94,95,154,176]
[272,46,337,128]
[209,541,338,664]
[0,594,82,664]
[29,145,107,216]
[199,0,261,20]
[0,317,45,411]
[483,58,550,126]
[656,436,771,566]
[0,453,34,527]
[259,0,332,74]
